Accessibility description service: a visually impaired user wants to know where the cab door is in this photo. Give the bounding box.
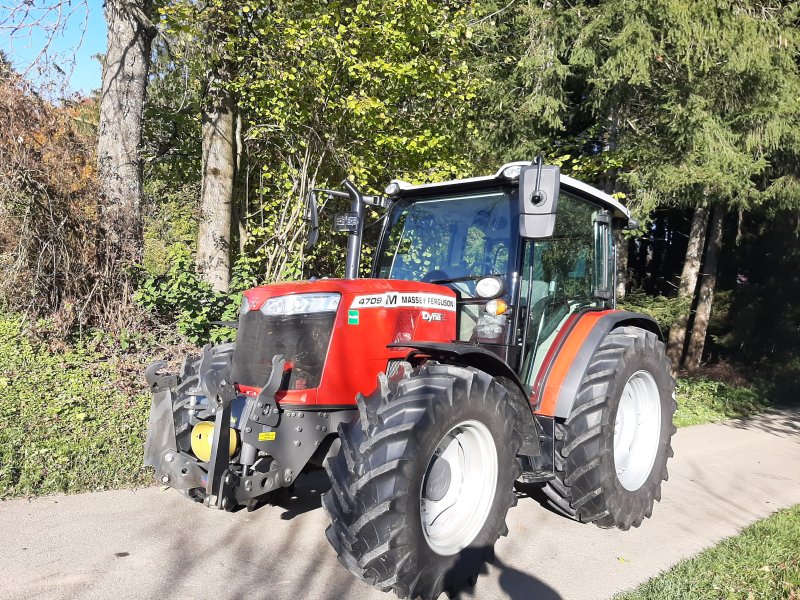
[518,192,615,398]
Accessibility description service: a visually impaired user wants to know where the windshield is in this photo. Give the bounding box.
[376,190,515,286]
[375,189,518,345]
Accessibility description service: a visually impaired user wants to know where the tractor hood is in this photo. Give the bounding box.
[234,279,457,408]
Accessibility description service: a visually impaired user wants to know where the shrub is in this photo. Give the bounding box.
[0,314,153,497]
[620,291,690,334]
[134,244,239,344]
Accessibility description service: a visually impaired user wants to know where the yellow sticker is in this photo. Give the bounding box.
[258,431,276,441]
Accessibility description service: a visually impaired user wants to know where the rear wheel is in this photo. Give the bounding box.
[323,363,521,600]
[542,326,676,529]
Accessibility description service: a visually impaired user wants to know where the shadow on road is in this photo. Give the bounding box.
[514,480,576,523]
[493,556,562,600]
[452,549,562,600]
[271,468,330,520]
[729,407,800,438]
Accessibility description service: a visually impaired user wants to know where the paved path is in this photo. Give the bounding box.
[1,410,799,600]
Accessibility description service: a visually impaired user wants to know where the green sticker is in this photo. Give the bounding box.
[348,309,359,325]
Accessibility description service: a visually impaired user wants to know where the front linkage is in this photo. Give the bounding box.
[144,344,354,510]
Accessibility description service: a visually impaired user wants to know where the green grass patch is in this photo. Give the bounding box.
[674,377,775,428]
[617,505,800,599]
[0,314,153,497]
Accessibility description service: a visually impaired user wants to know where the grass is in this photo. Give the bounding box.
[673,377,775,428]
[617,505,800,599]
[0,314,156,497]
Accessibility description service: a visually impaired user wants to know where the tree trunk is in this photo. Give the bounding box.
[666,206,709,367]
[684,205,724,370]
[97,0,154,267]
[615,232,628,301]
[196,62,235,293]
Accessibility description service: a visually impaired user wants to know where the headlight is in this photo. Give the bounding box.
[476,275,505,299]
[260,293,341,316]
[240,295,251,314]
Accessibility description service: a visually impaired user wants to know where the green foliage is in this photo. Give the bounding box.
[620,291,691,334]
[0,314,152,497]
[156,0,480,283]
[134,244,239,344]
[142,179,200,276]
[674,377,775,428]
[616,504,800,599]
[472,0,800,224]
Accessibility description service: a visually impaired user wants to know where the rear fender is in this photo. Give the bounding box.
[388,341,540,457]
[535,310,662,419]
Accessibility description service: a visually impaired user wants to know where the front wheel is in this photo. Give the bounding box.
[323,363,521,600]
[542,326,676,529]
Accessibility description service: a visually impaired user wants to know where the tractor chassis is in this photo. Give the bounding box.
[143,345,355,510]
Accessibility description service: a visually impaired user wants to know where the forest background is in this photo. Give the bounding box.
[0,0,798,496]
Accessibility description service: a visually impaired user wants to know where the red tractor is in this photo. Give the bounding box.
[145,160,675,600]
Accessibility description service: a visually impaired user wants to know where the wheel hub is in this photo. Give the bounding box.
[419,420,498,556]
[423,455,452,502]
[614,370,662,491]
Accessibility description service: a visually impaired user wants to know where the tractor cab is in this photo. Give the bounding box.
[325,160,634,399]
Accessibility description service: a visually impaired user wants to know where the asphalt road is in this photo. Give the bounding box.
[1,409,799,600]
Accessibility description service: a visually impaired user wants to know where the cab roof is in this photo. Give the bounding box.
[388,161,630,220]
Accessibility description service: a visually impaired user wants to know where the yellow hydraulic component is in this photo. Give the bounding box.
[190,421,237,462]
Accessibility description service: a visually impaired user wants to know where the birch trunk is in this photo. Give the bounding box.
[684,205,724,370]
[196,62,235,293]
[97,0,154,267]
[666,206,709,367]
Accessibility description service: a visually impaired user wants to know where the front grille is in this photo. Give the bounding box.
[231,310,336,389]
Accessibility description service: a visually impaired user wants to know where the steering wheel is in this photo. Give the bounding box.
[422,269,449,283]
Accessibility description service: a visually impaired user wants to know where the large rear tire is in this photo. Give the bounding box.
[541,326,676,529]
[323,363,521,600]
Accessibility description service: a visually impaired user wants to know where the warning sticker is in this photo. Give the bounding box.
[349,292,456,312]
[258,431,276,441]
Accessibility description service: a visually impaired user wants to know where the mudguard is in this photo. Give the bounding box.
[388,341,541,457]
[534,310,662,419]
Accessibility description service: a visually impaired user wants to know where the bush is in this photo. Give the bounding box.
[674,377,774,428]
[0,314,154,497]
[134,244,239,344]
[620,291,690,334]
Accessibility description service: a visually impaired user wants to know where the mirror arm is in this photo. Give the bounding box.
[342,179,365,279]
[305,190,320,250]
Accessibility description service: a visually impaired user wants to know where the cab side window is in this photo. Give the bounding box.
[520,192,613,388]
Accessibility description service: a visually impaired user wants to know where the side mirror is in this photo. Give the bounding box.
[519,163,560,238]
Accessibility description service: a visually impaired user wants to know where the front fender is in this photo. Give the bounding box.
[388,341,540,457]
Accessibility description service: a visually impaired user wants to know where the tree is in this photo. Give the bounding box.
[196,53,236,292]
[474,0,800,368]
[666,206,708,366]
[684,204,724,368]
[97,0,156,273]
[230,0,478,283]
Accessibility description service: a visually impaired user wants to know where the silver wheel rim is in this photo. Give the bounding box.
[614,370,662,491]
[419,420,498,556]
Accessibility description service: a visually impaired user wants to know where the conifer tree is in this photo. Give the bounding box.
[474,0,800,368]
